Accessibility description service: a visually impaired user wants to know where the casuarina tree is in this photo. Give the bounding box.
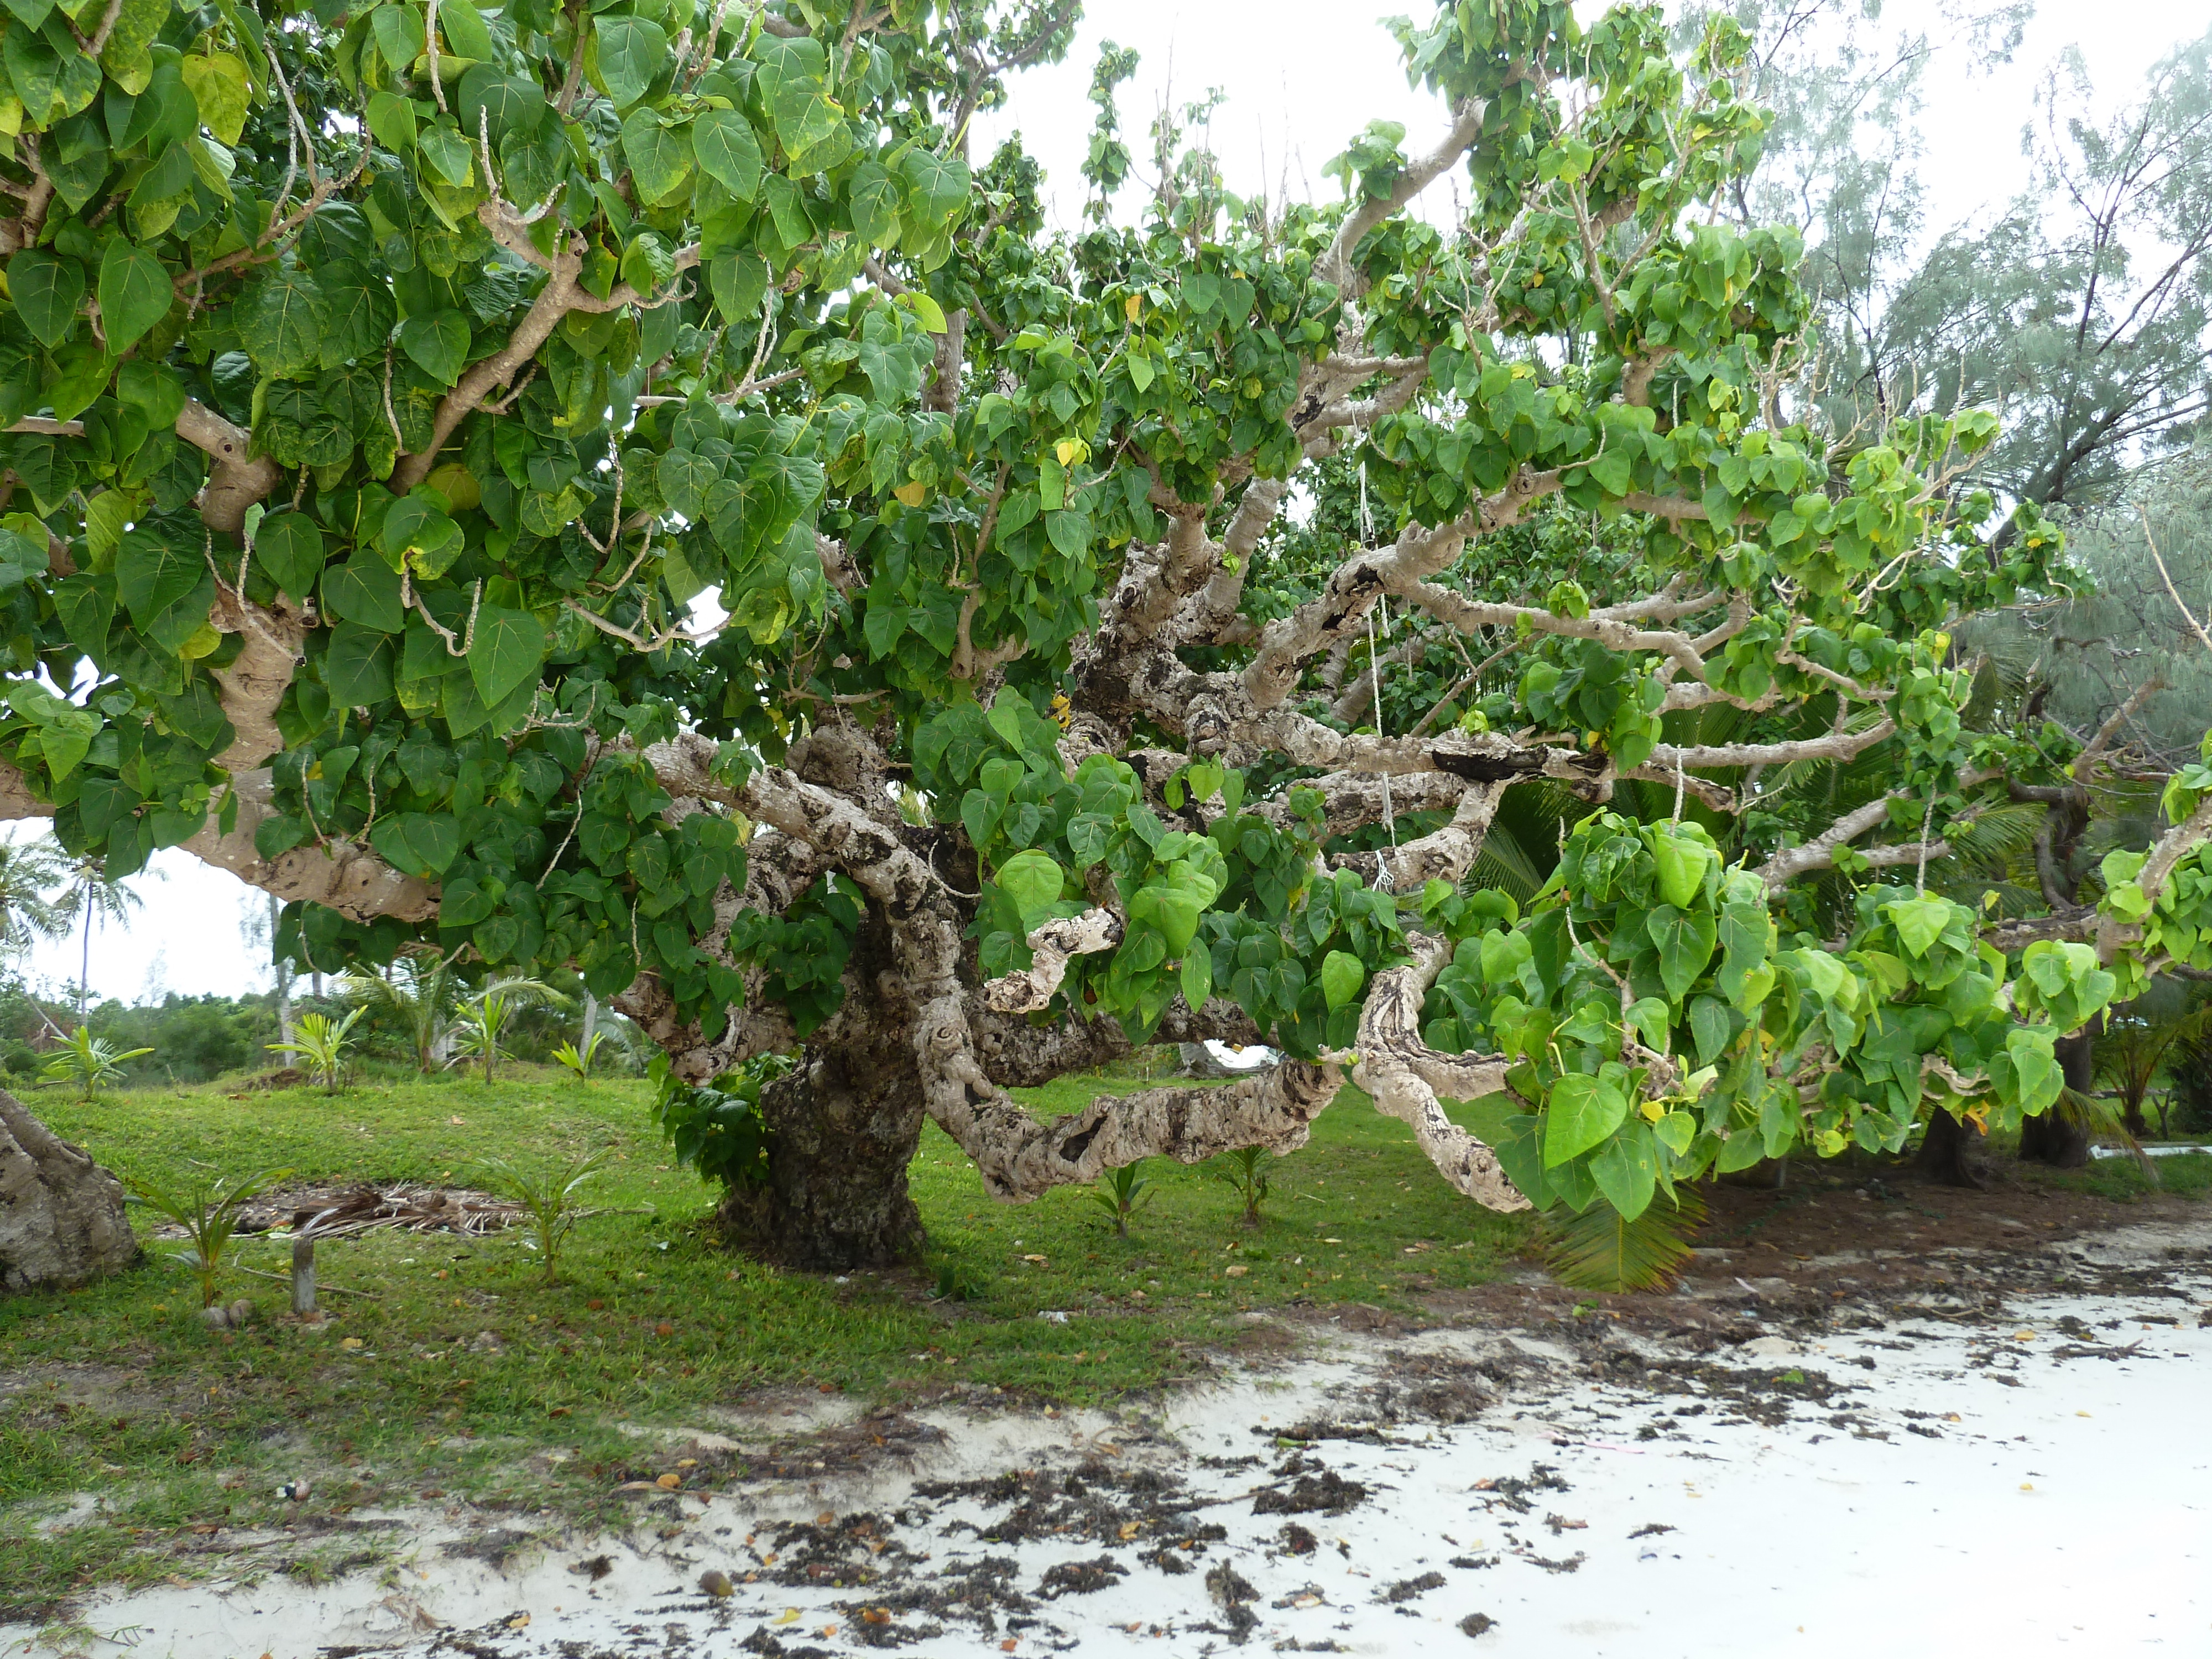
[2,0,2208,1281]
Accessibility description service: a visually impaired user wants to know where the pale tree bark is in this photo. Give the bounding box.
[0,1089,138,1294]
[1350,935,1530,1211]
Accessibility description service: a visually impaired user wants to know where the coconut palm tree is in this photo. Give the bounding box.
[55,855,156,1017]
[0,832,70,957]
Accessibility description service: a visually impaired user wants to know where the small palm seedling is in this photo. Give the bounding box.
[266,1007,365,1091]
[552,1030,608,1082]
[1089,1161,1156,1240]
[451,978,570,1084]
[40,1028,154,1100]
[1214,1146,1273,1230]
[343,952,461,1074]
[123,1166,294,1308]
[475,1148,609,1285]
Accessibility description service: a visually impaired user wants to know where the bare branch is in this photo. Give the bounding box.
[982,909,1124,1014]
[1322,98,1489,295]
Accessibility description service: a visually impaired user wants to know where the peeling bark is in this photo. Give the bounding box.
[1350,935,1530,1211]
[983,908,1123,1013]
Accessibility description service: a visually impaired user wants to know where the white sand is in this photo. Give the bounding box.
[9,1222,2208,1659]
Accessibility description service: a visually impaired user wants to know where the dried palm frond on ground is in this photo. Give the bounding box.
[148,1183,523,1243]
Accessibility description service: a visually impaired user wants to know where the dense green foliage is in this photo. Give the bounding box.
[0,0,2203,1238]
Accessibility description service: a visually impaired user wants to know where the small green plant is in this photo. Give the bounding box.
[552,1030,608,1082]
[474,1148,610,1285]
[122,1165,293,1308]
[39,1029,154,1100]
[1089,1161,1156,1240]
[931,1258,989,1302]
[1214,1146,1273,1229]
[450,978,569,1084]
[265,1008,365,1091]
[650,1053,789,1190]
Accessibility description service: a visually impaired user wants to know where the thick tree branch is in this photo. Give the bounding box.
[1350,933,1530,1211]
[982,907,1123,1013]
[206,587,309,773]
[1322,98,1489,295]
[1328,779,1511,892]
[175,400,285,534]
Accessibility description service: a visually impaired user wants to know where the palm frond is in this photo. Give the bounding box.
[1545,1186,1708,1293]
[2048,1087,2156,1183]
[1944,801,2046,872]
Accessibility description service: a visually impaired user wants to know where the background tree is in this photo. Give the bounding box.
[54,855,154,1018]
[0,832,71,956]
[0,0,2206,1290]
[1700,2,2212,515]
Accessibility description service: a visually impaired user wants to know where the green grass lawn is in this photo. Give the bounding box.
[0,1062,1532,1619]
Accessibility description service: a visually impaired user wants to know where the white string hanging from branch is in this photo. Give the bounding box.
[1369,606,1397,886]
[1359,460,1397,888]
[1916,788,1938,895]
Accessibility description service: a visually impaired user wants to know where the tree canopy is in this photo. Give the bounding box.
[1,0,2208,1265]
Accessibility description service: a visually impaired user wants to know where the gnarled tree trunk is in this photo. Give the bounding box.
[0,1091,138,1294]
[713,1032,928,1270]
[1917,1108,1986,1188]
[2018,1030,2095,1168]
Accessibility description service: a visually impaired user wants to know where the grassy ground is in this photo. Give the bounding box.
[0,1063,1532,1619]
[6,1065,2205,1622]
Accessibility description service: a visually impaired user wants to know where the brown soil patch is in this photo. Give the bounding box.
[1395,1157,2208,1339]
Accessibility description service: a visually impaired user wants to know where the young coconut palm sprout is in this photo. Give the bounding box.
[343,953,463,1075]
[123,1166,294,1310]
[1091,1161,1156,1240]
[450,979,570,1086]
[40,1029,154,1102]
[1214,1146,1274,1230]
[266,1007,366,1092]
[553,1029,610,1082]
[474,1149,610,1286]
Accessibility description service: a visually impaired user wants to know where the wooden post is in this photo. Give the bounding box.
[291,1232,316,1314]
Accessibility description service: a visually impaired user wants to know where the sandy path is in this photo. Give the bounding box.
[9,1222,2208,1658]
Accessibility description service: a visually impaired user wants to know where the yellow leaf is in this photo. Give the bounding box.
[892,480,927,508]
[181,54,251,147]
[425,462,481,513]
[1124,293,1142,321]
[1055,438,1083,468]
[774,1609,801,1626]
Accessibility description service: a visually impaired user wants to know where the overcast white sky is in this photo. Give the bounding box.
[9,0,2195,1008]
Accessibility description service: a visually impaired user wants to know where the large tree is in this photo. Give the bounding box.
[0,0,2205,1282]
